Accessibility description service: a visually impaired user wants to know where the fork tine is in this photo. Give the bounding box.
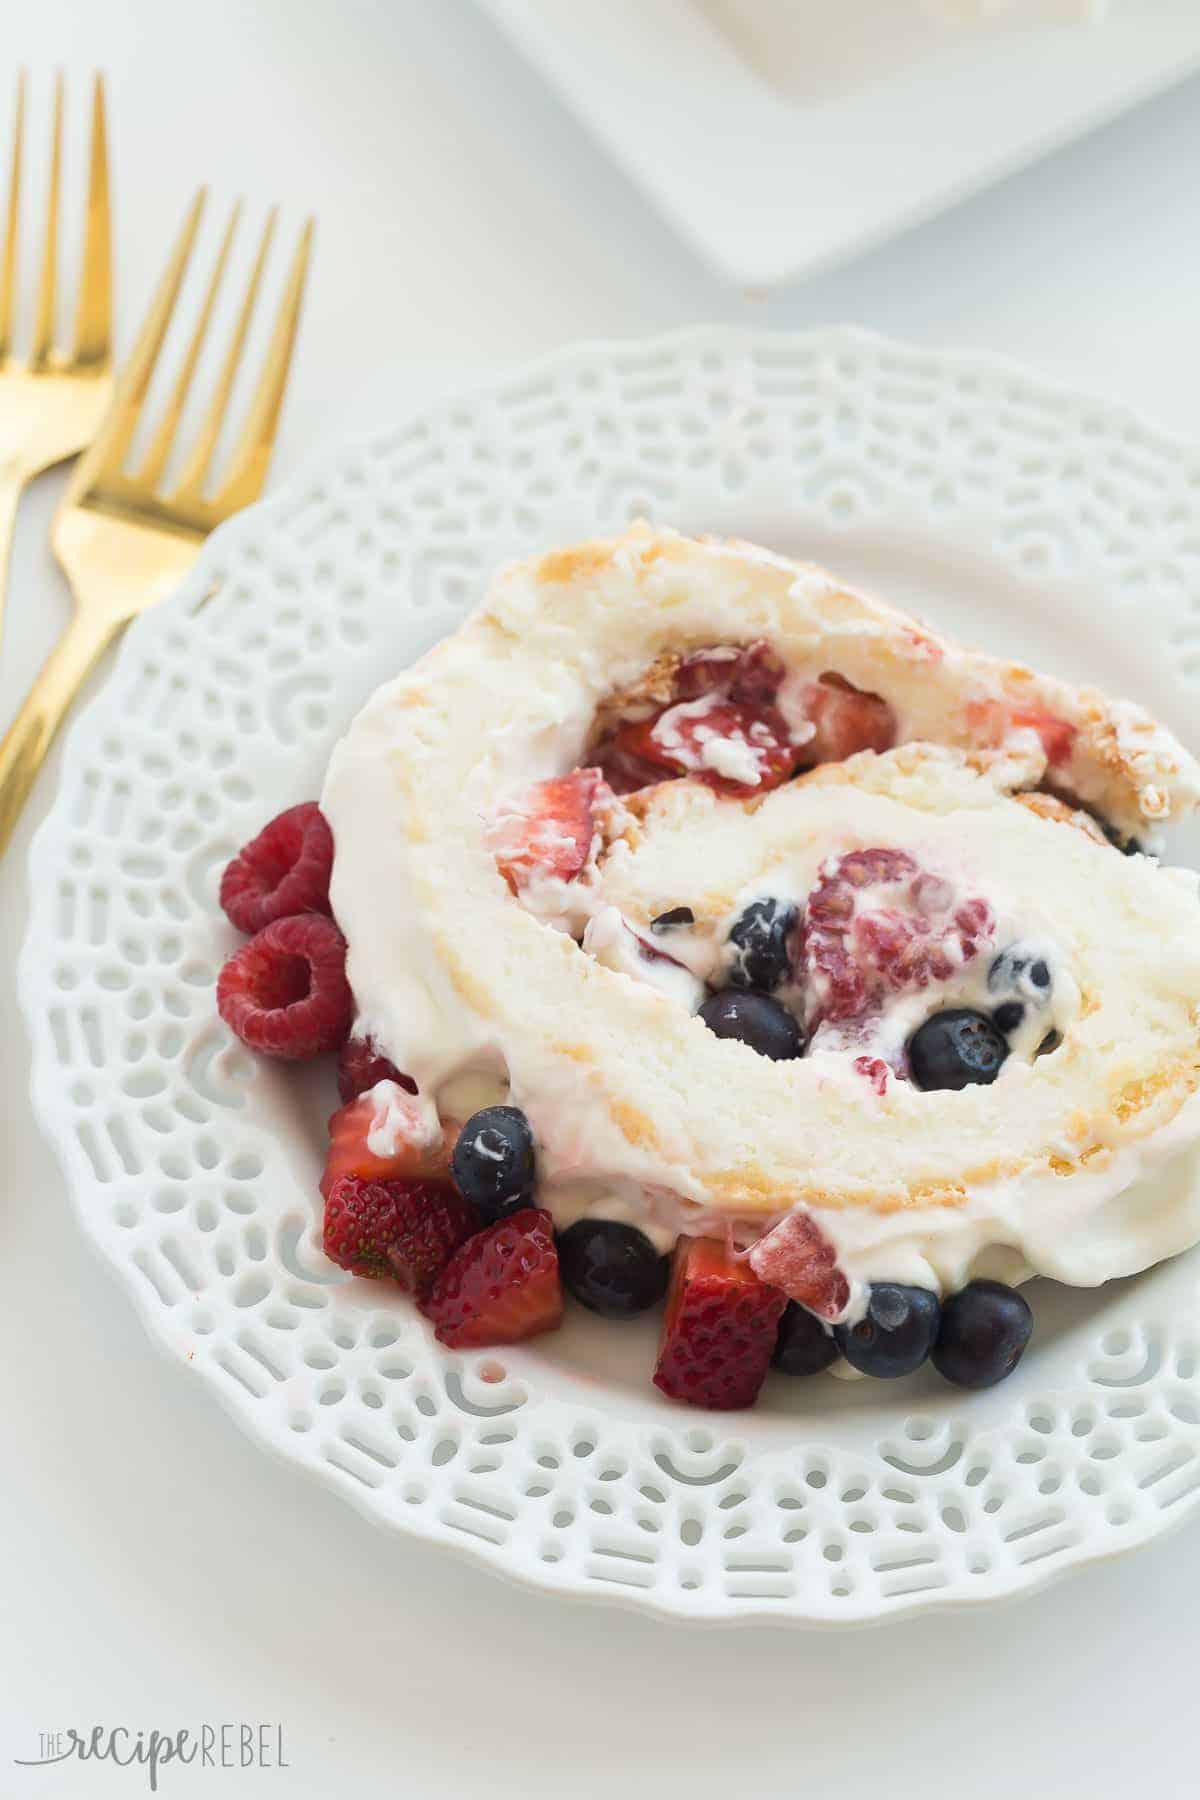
[136,199,240,490]
[30,69,63,369]
[70,72,112,369]
[210,216,313,516]
[0,71,26,362]
[172,205,276,504]
[76,188,206,491]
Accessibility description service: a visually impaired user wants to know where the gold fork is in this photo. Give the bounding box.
[0,71,113,636]
[0,188,314,856]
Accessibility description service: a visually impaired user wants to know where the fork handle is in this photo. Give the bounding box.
[0,607,123,858]
[0,468,26,651]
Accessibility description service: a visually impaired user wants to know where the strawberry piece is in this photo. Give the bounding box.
[606,697,797,798]
[728,641,787,706]
[323,1174,478,1294]
[320,1081,450,1201]
[336,1035,415,1104]
[653,1237,787,1410]
[488,768,608,892]
[747,1213,850,1321]
[967,698,1076,768]
[596,642,792,795]
[217,913,352,1059]
[1012,706,1076,767]
[219,802,334,934]
[421,1208,563,1348]
[591,731,667,796]
[674,641,785,706]
[800,674,896,765]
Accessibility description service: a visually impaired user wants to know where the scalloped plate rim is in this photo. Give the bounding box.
[18,322,1200,1626]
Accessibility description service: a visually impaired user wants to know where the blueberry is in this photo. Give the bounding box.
[989,945,1053,1003]
[450,1105,535,1220]
[557,1219,668,1318]
[908,1008,1008,1091]
[834,1283,940,1378]
[727,897,798,991]
[698,989,805,1061]
[772,1302,839,1376]
[1101,819,1143,857]
[992,1000,1025,1036]
[932,1280,1033,1389]
[651,906,694,934]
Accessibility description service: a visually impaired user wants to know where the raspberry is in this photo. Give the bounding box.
[337,1035,415,1104]
[854,1055,890,1096]
[653,1237,788,1409]
[747,1213,850,1321]
[803,848,993,1025]
[219,802,334,934]
[421,1208,563,1348]
[217,913,352,1059]
[323,1174,478,1294]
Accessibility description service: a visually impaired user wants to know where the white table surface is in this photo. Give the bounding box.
[3,3,1200,1796]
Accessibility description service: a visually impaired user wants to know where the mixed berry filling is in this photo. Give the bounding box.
[593,641,896,798]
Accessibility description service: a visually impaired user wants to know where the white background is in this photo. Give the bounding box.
[2,3,1199,1796]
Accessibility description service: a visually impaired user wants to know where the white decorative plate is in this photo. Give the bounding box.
[22,325,1200,1625]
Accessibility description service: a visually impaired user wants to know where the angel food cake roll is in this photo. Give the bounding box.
[216,525,1200,1408]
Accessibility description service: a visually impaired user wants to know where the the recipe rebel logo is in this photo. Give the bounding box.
[13,1722,289,1790]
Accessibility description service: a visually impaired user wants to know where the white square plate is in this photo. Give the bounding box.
[476,0,1200,287]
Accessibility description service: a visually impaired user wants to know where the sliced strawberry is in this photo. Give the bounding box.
[799,674,896,765]
[604,697,797,799]
[323,1174,478,1294]
[967,698,1076,768]
[488,768,608,892]
[747,1213,850,1321]
[652,1237,787,1410]
[1012,706,1076,767]
[674,640,785,706]
[672,644,743,700]
[320,1081,450,1202]
[421,1208,563,1348]
[592,727,673,795]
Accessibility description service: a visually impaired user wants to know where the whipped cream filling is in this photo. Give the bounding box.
[364,1079,441,1159]
[581,905,707,1012]
[322,528,1200,1317]
[649,692,796,788]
